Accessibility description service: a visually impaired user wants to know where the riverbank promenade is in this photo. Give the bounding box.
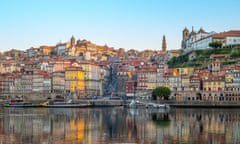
[2,97,240,108]
[160,100,240,108]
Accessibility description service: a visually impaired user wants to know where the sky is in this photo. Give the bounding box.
[0,0,240,52]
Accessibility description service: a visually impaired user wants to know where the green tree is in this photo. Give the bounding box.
[168,55,188,68]
[209,41,222,48]
[168,56,177,65]
[152,86,171,100]
[230,48,240,58]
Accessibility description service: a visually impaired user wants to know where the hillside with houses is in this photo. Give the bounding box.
[0,28,240,102]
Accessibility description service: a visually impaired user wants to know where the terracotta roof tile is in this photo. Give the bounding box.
[213,30,240,39]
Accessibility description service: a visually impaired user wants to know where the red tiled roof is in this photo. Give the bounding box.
[210,54,229,58]
[213,59,221,63]
[213,30,240,39]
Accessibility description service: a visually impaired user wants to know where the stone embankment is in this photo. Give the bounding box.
[162,101,240,108]
[2,94,240,108]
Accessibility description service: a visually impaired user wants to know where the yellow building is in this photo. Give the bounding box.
[41,46,53,55]
[65,67,85,97]
[225,71,233,88]
[177,67,194,76]
[172,67,194,77]
[203,76,225,91]
[181,75,190,91]
[202,75,225,101]
[106,48,118,56]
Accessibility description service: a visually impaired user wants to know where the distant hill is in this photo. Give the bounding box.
[168,47,240,68]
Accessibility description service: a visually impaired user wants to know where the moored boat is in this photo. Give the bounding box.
[3,99,39,108]
[145,102,169,109]
[40,99,91,108]
[127,99,169,109]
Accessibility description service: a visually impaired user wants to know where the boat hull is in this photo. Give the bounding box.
[3,104,41,108]
[41,103,91,108]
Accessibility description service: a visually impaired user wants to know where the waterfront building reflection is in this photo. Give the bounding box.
[0,108,240,143]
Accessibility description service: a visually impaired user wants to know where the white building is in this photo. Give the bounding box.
[195,30,240,50]
[193,33,215,50]
[182,28,240,53]
[32,70,51,93]
[213,31,240,47]
[54,43,70,56]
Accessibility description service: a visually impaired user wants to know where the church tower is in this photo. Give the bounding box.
[162,35,167,52]
[70,35,75,47]
[181,27,189,49]
[182,27,189,41]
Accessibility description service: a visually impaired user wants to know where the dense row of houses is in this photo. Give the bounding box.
[116,58,240,101]
[1,33,240,101]
[2,55,239,101]
[0,58,108,99]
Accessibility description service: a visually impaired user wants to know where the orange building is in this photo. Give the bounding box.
[40,46,54,55]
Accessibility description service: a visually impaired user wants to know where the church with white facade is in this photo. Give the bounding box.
[181,27,240,53]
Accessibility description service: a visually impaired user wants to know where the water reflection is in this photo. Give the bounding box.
[0,108,240,143]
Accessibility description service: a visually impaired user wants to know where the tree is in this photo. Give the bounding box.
[230,48,240,58]
[167,55,188,68]
[209,41,222,48]
[152,86,171,100]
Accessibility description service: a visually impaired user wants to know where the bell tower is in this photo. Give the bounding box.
[182,27,189,41]
[162,35,167,52]
[181,27,189,49]
[70,35,75,47]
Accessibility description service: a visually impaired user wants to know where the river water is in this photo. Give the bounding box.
[0,107,240,144]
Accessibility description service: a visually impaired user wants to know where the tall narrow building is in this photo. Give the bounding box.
[70,35,75,47]
[162,35,167,52]
[181,27,189,49]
